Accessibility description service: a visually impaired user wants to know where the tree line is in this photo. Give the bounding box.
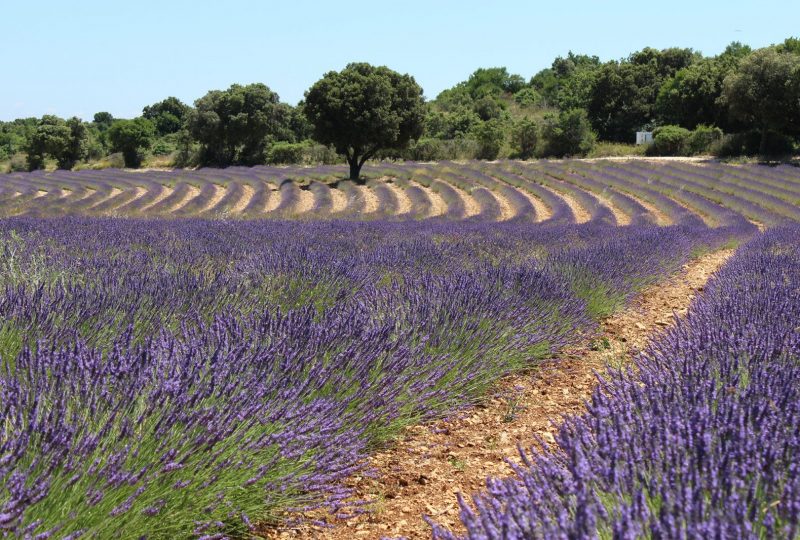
[1,37,798,179]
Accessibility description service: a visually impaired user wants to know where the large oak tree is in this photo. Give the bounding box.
[304,63,425,180]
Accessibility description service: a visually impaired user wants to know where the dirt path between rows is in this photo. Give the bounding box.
[264,248,733,539]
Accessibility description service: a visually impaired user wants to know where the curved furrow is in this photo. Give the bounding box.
[540,162,663,226]
[569,164,679,225]
[328,185,349,214]
[128,184,173,214]
[336,181,366,216]
[230,184,256,215]
[409,181,447,219]
[90,183,143,215]
[274,180,300,215]
[175,183,219,216]
[308,182,333,215]
[468,187,504,222]
[401,185,431,218]
[204,182,245,216]
[655,163,791,225]
[241,182,273,216]
[715,164,800,201]
[370,183,399,216]
[385,182,413,217]
[495,184,536,222]
[490,168,573,223]
[145,183,194,214]
[539,184,592,224]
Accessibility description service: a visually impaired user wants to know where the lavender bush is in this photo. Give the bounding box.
[432,226,800,539]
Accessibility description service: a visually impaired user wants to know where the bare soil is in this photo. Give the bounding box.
[231,184,256,214]
[170,185,201,213]
[540,185,591,223]
[329,187,349,213]
[263,248,733,539]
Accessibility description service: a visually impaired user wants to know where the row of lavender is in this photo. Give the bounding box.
[432,226,800,539]
[0,217,743,538]
[0,161,797,225]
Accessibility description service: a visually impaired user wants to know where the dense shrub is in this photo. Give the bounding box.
[647,125,691,155]
[685,124,723,154]
[267,141,307,164]
[539,109,596,158]
[472,119,506,160]
[713,130,796,157]
[511,118,538,159]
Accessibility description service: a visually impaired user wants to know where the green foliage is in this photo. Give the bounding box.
[108,118,156,168]
[510,117,538,159]
[685,125,723,154]
[142,96,190,136]
[267,141,307,164]
[187,83,286,167]
[721,47,800,155]
[25,115,89,171]
[473,96,504,121]
[587,47,696,141]
[513,87,540,107]
[425,107,480,139]
[587,142,646,158]
[92,111,114,131]
[472,119,506,160]
[647,125,691,156]
[531,52,601,110]
[304,62,425,179]
[465,67,526,98]
[539,109,596,158]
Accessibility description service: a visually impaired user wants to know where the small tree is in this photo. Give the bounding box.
[648,125,691,155]
[721,47,800,154]
[472,119,505,160]
[540,109,596,158]
[142,96,191,136]
[186,83,282,166]
[108,118,156,168]
[304,63,425,180]
[26,115,88,171]
[511,117,538,159]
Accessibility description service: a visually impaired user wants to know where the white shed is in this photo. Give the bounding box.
[636,131,654,145]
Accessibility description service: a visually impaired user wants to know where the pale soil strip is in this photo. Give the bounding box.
[540,184,590,224]
[128,186,148,205]
[492,190,516,221]
[76,187,97,202]
[202,184,228,213]
[140,185,174,213]
[294,188,316,214]
[275,249,733,540]
[665,194,716,227]
[386,183,412,215]
[358,186,380,214]
[169,185,201,213]
[89,187,123,210]
[231,184,255,214]
[329,187,349,213]
[34,189,48,198]
[264,185,282,214]
[625,192,671,226]
[595,192,631,225]
[58,188,71,199]
[515,187,552,222]
[437,181,480,218]
[410,181,446,218]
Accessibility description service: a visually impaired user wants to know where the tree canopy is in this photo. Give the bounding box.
[142,97,190,136]
[721,47,800,154]
[25,115,88,170]
[108,118,156,168]
[304,62,425,180]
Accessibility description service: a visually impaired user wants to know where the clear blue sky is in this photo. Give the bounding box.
[2,0,797,121]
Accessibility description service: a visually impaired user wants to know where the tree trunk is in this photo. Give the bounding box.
[759,127,769,156]
[348,157,362,181]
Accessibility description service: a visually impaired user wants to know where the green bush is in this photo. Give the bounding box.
[407,138,444,161]
[511,118,538,159]
[472,119,506,160]
[712,130,795,157]
[539,109,596,158]
[9,154,28,172]
[513,88,541,107]
[647,125,691,156]
[267,142,306,164]
[685,125,723,155]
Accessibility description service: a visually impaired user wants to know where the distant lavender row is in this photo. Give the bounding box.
[432,226,800,539]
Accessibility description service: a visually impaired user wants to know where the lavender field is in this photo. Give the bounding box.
[1,160,799,538]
